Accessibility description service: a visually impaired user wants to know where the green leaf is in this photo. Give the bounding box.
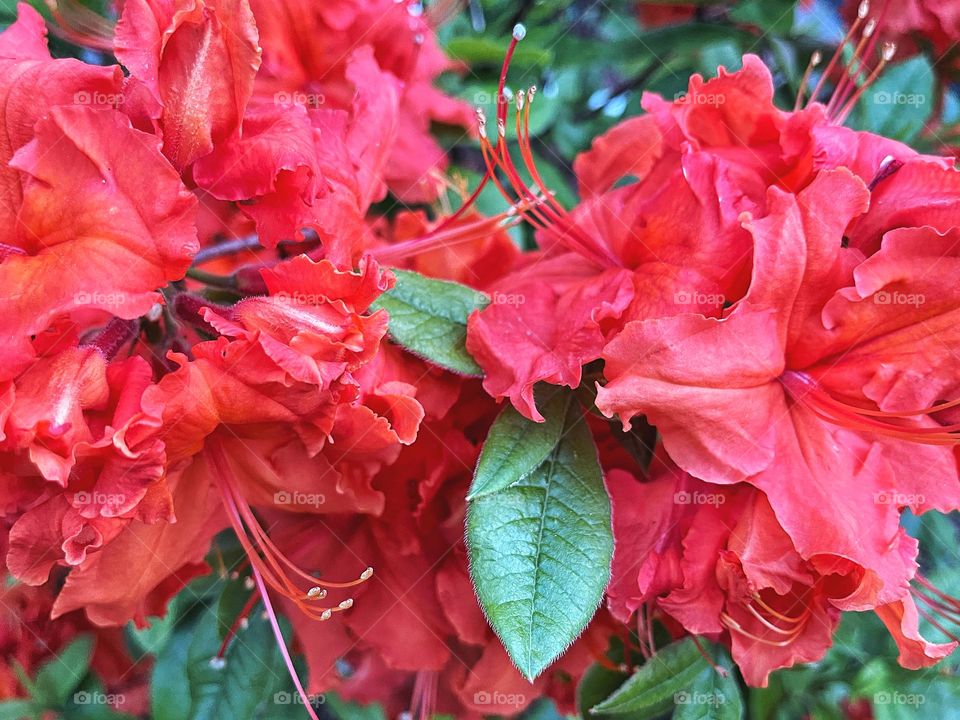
[468,385,572,500]
[466,400,612,680]
[578,663,630,719]
[151,617,197,720]
[32,636,93,708]
[0,700,37,720]
[850,56,935,143]
[185,605,289,720]
[324,695,386,720]
[371,269,489,376]
[674,659,744,720]
[591,638,708,717]
[445,36,553,67]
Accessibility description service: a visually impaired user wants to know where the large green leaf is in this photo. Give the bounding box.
[371,269,489,376]
[466,400,612,680]
[467,385,572,500]
[591,638,709,717]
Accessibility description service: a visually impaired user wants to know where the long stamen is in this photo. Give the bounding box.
[751,594,810,624]
[425,23,526,233]
[208,443,372,622]
[794,51,822,111]
[833,42,897,125]
[825,19,877,119]
[782,372,960,446]
[371,207,523,262]
[250,564,322,720]
[46,0,115,51]
[806,0,870,107]
[745,603,808,636]
[721,612,806,647]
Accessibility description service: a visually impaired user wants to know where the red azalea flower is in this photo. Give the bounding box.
[464,47,960,421]
[248,0,474,203]
[0,6,198,379]
[49,256,420,634]
[3,338,171,587]
[597,169,960,660]
[114,0,262,170]
[608,453,955,686]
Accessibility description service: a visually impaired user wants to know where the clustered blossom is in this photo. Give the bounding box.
[1,0,959,717]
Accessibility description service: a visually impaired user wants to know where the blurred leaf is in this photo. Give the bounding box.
[730,0,797,35]
[32,636,93,708]
[578,662,630,719]
[591,638,708,717]
[445,36,552,67]
[849,56,935,143]
[0,701,38,720]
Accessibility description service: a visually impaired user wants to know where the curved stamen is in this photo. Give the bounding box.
[721,612,806,647]
[208,442,372,622]
[751,593,810,625]
[745,602,808,636]
[782,371,960,446]
[824,19,877,119]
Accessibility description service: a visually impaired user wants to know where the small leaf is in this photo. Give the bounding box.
[372,269,489,376]
[675,654,745,720]
[185,605,289,720]
[468,385,572,500]
[467,400,613,681]
[591,638,708,717]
